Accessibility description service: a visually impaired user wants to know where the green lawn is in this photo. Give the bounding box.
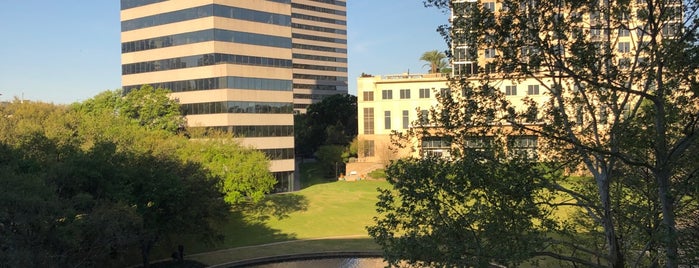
[140,167,593,267]
[146,165,390,267]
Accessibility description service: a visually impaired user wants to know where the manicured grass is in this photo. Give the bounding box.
[144,166,592,267]
[264,180,389,238]
[299,161,336,188]
[368,168,386,179]
[145,166,390,267]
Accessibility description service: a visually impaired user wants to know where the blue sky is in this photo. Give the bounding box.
[0,0,449,104]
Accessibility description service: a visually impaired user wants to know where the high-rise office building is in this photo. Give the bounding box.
[290,0,349,112]
[120,0,347,191]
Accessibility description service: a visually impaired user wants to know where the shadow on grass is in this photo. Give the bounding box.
[299,162,337,189]
[243,193,309,222]
[142,194,310,267]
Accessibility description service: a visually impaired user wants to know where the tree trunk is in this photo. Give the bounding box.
[653,47,678,268]
[656,168,678,268]
[141,240,153,268]
[596,171,625,268]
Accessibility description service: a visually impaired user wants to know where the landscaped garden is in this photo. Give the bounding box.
[145,163,389,267]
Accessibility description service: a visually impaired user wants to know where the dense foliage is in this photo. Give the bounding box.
[370,0,699,267]
[294,94,357,157]
[294,94,357,178]
[0,87,275,267]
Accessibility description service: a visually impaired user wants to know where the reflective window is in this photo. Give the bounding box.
[121,0,167,10]
[399,89,410,99]
[292,64,347,72]
[197,125,294,137]
[308,0,346,7]
[122,4,291,32]
[181,101,293,115]
[292,74,347,81]
[259,148,295,160]
[419,88,430,98]
[527,85,540,95]
[124,76,292,93]
[293,94,312,99]
[291,3,346,15]
[381,90,393,99]
[505,85,517,95]
[384,111,391,130]
[293,53,347,63]
[362,91,374,101]
[291,23,347,35]
[363,140,375,157]
[292,33,347,44]
[122,29,291,53]
[508,135,538,160]
[402,110,409,129]
[292,43,347,53]
[122,53,292,75]
[213,5,291,26]
[294,84,343,91]
[272,171,295,193]
[363,108,374,134]
[291,13,346,25]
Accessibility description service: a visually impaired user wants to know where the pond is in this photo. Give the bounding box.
[243,257,386,268]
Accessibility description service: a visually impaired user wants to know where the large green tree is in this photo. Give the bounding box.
[368,153,559,267]
[294,94,357,157]
[180,138,276,204]
[76,85,185,133]
[370,0,699,267]
[0,87,275,267]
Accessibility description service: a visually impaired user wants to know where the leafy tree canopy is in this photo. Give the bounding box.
[370,0,699,267]
[0,87,275,267]
[295,94,357,157]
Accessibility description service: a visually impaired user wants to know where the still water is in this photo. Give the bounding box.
[245,257,386,268]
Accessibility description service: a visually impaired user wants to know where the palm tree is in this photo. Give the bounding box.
[420,50,447,73]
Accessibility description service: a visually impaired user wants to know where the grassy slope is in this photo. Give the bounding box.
[146,166,595,267]
[146,164,389,266]
[262,180,389,239]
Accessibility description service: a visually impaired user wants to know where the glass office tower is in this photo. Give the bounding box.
[121,0,346,191]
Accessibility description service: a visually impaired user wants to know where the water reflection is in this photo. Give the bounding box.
[246,257,386,268]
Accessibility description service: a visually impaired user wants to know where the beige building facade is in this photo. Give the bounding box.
[356,0,677,167]
[121,0,347,191]
[356,73,550,165]
[357,73,450,164]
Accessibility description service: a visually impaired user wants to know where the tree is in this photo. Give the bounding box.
[368,153,560,267]
[180,137,276,204]
[370,1,699,267]
[119,85,185,133]
[0,96,277,267]
[419,50,447,73]
[315,145,346,178]
[295,94,357,157]
[76,86,185,134]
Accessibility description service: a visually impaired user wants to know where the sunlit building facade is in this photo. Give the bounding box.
[355,72,546,165]
[356,0,677,165]
[120,0,347,191]
[356,73,450,164]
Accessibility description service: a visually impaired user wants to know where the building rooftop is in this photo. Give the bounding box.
[360,73,448,82]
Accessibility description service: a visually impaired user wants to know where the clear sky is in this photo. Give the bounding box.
[0,0,449,104]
